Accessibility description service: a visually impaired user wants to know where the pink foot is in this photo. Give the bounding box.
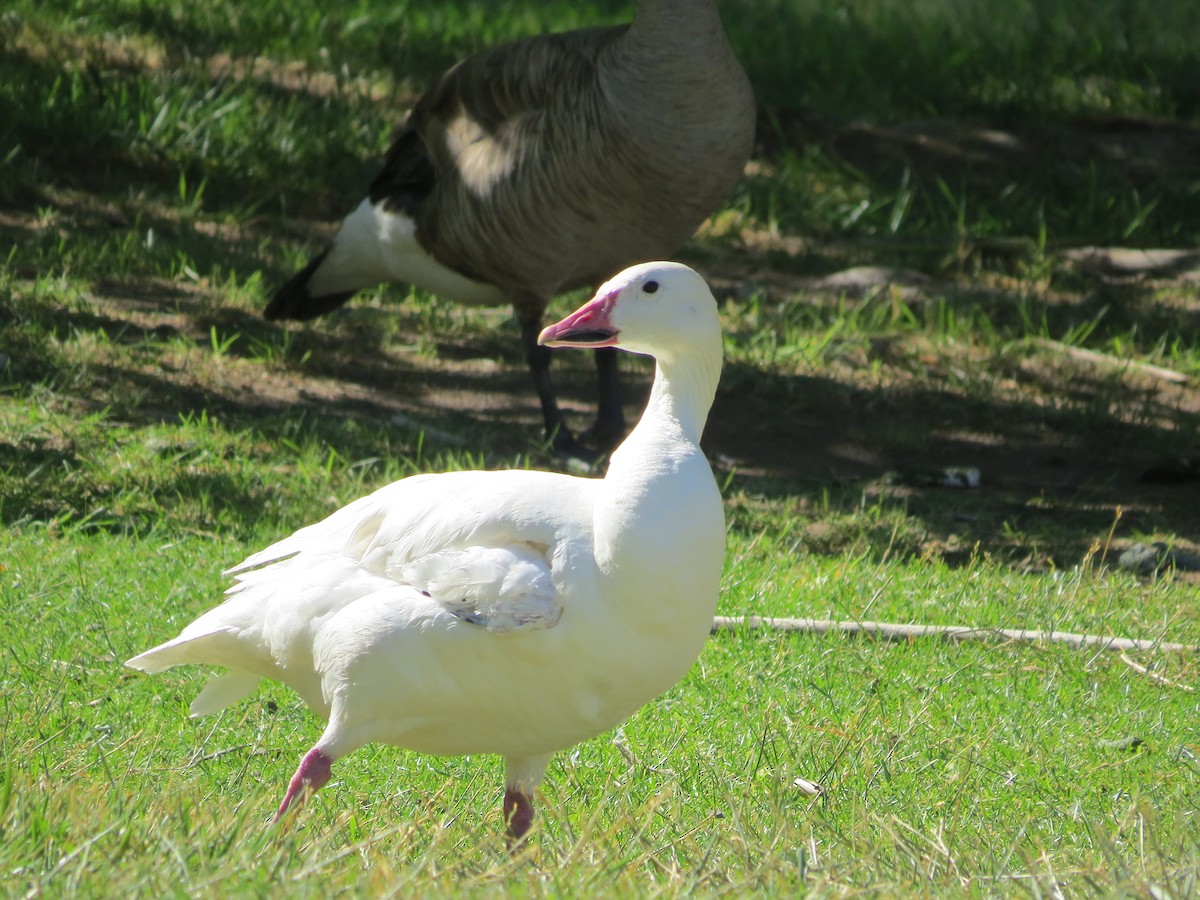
[503,788,534,843]
[274,747,333,821]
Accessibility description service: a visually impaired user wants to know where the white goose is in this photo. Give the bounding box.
[127,261,727,840]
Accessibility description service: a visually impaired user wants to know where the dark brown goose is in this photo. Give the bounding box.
[266,0,754,457]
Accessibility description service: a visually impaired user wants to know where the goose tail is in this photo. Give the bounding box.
[265,249,357,321]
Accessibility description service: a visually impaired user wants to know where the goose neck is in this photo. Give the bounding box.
[631,0,725,38]
[591,342,726,630]
[617,340,722,456]
[644,357,719,446]
[609,0,741,104]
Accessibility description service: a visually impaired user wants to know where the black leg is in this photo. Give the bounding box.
[520,319,595,461]
[583,348,625,452]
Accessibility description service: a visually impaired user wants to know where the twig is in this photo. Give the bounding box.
[1027,337,1189,384]
[711,616,1199,653]
[180,743,252,769]
[1118,652,1196,691]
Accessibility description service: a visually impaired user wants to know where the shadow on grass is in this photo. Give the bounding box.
[4,4,1200,567]
[709,358,1200,568]
[3,269,1198,570]
[742,113,1200,273]
[0,37,378,228]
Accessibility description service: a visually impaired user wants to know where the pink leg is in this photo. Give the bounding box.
[503,788,535,843]
[274,747,333,821]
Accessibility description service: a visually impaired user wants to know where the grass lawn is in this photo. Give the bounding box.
[3,0,1199,895]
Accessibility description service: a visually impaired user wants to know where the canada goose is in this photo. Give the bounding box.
[265,0,754,458]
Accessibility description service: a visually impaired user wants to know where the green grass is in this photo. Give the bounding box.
[3,530,1198,894]
[3,0,1200,895]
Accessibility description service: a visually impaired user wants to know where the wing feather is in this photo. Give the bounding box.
[368,27,622,242]
[224,469,593,636]
[396,544,560,633]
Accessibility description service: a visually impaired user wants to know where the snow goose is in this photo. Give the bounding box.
[264,0,754,459]
[128,261,727,841]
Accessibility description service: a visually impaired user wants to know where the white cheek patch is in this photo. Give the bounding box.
[444,108,524,199]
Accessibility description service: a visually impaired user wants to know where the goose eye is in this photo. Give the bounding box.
[643,280,659,294]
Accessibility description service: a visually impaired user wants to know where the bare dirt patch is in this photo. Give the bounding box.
[66,249,1199,582]
[5,115,1199,575]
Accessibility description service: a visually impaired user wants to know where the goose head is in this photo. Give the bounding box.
[538,261,721,363]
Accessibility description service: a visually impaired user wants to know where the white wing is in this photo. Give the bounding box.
[397,543,560,632]
[128,467,596,717]
[224,469,591,634]
[225,469,592,578]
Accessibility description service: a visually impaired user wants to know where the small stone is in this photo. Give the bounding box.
[1117,543,1164,574]
[792,777,823,796]
[1116,543,1200,574]
[1098,736,1144,752]
[818,266,930,291]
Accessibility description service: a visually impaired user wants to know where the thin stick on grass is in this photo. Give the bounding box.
[1118,652,1196,691]
[1027,337,1189,384]
[181,744,251,768]
[711,616,1199,653]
